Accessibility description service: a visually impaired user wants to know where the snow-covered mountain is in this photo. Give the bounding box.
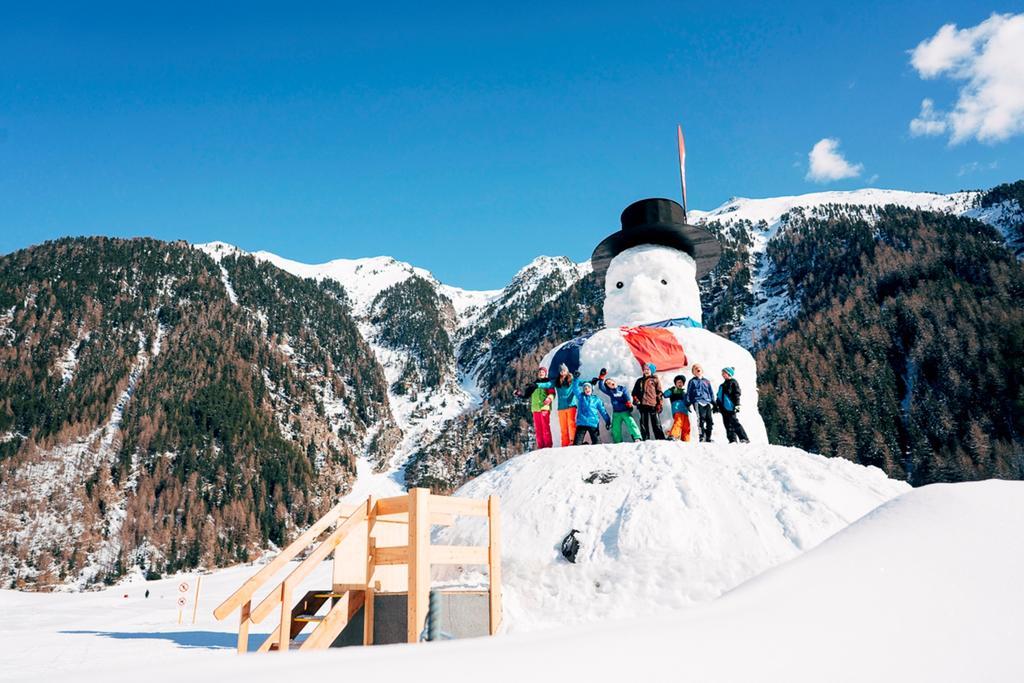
[201,181,1024,495]
[2,181,1021,590]
[197,241,592,497]
[690,186,1021,347]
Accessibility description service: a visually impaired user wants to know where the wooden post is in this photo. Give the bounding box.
[363,495,377,646]
[363,582,375,646]
[488,495,502,635]
[407,488,430,643]
[191,575,202,625]
[278,581,292,652]
[237,599,251,653]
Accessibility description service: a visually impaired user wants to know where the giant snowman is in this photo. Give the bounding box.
[542,197,768,445]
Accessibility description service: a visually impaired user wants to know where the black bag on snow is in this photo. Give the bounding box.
[560,529,581,563]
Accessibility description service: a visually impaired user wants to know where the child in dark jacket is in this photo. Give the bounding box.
[663,375,691,441]
[686,364,715,442]
[594,369,642,443]
[716,367,750,444]
[571,382,611,445]
[631,363,665,441]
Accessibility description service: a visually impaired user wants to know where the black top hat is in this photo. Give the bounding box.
[590,198,721,284]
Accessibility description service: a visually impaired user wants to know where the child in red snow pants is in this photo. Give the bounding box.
[533,410,553,449]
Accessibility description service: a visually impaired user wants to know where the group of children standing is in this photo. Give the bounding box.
[516,362,751,449]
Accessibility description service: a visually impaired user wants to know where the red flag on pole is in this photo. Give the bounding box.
[677,124,687,219]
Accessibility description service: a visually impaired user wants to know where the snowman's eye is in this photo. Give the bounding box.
[615,281,624,289]
[661,279,668,285]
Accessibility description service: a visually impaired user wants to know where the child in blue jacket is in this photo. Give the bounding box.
[663,375,691,441]
[686,364,715,442]
[571,381,611,445]
[593,369,642,443]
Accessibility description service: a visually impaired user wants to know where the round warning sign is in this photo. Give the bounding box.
[178,582,189,593]
[177,596,187,607]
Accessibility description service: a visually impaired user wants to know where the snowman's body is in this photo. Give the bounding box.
[542,244,768,445]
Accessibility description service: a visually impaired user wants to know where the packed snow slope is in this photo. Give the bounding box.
[438,441,908,631]
[6,479,1019,682]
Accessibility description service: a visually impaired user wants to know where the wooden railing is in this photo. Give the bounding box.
[212,499,365,652]
[213,488,501,652]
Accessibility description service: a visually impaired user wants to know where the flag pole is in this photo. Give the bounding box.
[677,125,688,222]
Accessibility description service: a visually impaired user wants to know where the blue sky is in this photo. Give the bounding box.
[2,2,1023,288]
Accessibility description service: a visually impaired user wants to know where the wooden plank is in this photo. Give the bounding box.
[429,496,489,517]
[278,582,292,653]
[257,588,323,653]
[213,500,356,621]
[334,496,372,590]
[256,626,278,652]
[488,495,502,635]
[371,513,410,592]
[375,512,455,527]
[299,588,363,650]
[407,487,430,643]
[364,498,377,646]
[363,585,375,646]
[374,545,410,566]
[375,495,409,516]
[299,591,349,650]
[331,521,367,587]
[249,503,367,624]
[430,545,489,565]
[237,600,251,654]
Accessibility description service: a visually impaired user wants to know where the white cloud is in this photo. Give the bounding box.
[910,99,948,136]
[957,160,999,176]
[805,138,863,183]
[909,13,1024,144]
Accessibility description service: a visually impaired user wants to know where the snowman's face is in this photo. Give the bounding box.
[602,244,702,327]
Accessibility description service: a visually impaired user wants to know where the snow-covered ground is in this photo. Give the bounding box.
[439,442,906,629]
[9,442,1018,682]
[3,477,1019,681]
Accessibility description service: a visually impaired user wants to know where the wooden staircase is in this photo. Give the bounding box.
[262,588,366,651]
[213,488,501,653]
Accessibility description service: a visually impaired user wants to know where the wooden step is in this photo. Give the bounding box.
[293,615,325,623]
[311,592,348,599]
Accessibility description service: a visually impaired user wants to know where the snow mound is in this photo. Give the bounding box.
[439,441,908,631]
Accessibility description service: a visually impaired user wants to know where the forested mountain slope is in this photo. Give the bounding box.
[0,238,395,588]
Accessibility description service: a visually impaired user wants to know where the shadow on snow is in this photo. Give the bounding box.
[60,629,265,650]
